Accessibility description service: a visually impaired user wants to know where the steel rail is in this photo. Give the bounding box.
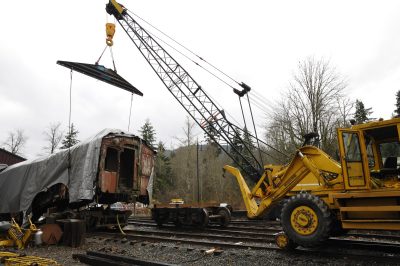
[89,232,400,265]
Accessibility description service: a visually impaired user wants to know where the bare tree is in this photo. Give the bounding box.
[174,116,196,147]
[3,129,27,156]
[337,98,355,127]
[265,57,352,157]
[43,122,64,154]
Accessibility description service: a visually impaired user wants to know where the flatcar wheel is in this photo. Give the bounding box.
[217,207,231,227]
[198,208,209,228]
[174,219,182,227]
[154,213,166,227]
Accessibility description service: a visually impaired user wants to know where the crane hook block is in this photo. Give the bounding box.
[106,23,116,46]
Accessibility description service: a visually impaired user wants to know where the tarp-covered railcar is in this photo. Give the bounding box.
[0,129,155,222]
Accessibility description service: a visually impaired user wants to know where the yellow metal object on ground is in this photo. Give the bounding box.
[275,233,289,249]
[0,218,38,249]
[290,206,318,235]
[0,252,19,261]
[275,232,298,250]
[5,255,60,266]
[0,239,14,247]
[106,23,115,46]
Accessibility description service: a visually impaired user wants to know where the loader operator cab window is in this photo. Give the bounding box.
[343,133,362,162]
[364,125,400,181]
[365,136,375,168]
[378,142,400,172]
[342,132,366,187]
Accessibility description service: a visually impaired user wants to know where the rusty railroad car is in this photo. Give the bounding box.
[0,129,155,228]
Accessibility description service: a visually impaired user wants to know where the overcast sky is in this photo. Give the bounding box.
[1,0,400,159]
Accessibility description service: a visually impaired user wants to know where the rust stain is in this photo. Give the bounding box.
[100,171,117,193]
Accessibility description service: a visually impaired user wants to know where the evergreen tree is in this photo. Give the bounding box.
[139,119,156,148]
[60,123,79,149]
[154,141,173,200]
[204,122,219,145]
[231,130,243,167]
[395,90,400,117]
[354,100,372,124]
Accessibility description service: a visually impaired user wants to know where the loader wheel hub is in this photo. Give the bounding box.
[291,206,318,235]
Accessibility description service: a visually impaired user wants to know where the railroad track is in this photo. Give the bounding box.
[128,220,282,234]
[99,216,400,264]
[90,230,400,265]
[125,217,400,255]
[124,225,400,251]
[128,217,400,243]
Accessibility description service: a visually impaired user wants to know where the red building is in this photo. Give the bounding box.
[0,148,26,166]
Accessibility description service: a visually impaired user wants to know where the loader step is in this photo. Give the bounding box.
[340,206,400,212]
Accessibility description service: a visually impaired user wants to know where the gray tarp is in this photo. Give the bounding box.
[146,167,154,206]
[0,129,123,213]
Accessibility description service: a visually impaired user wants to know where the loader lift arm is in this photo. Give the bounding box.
[106,0,267,181]
[224,146,342,218]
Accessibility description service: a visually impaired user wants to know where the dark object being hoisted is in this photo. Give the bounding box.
[57,60,143,96]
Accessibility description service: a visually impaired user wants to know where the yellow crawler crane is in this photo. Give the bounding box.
[224,117,400,248]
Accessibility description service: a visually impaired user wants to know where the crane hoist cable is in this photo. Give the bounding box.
[143,26,237,92]
[130,12,271,164]
[128,10,240,86]
[67,69,73,184]
[129,10,276,127]
[96,23,118,72]
[122,5,288,166]
[128,10,275,131]
[238,96,248,130]
[129,9,274,112]
[132,18,246,127]
[134,19,253,128]
[246,93,264,166]
[104,21,133,131]
[127,92,134,132]
[248,95,274,114]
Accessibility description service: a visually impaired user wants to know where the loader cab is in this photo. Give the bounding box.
[338,119,400,190]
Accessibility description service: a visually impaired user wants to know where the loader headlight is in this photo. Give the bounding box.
[321,171,338,181]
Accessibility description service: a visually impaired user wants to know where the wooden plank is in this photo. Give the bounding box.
[73,254,132,266]
[87,251,177,266]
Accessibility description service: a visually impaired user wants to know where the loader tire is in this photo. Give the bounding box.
[281,193,332,247]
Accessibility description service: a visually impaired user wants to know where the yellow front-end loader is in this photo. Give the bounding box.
[224,118,400,248]
[102,1,400,247]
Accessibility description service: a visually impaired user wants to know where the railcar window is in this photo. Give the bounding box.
[105,148,118,171]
